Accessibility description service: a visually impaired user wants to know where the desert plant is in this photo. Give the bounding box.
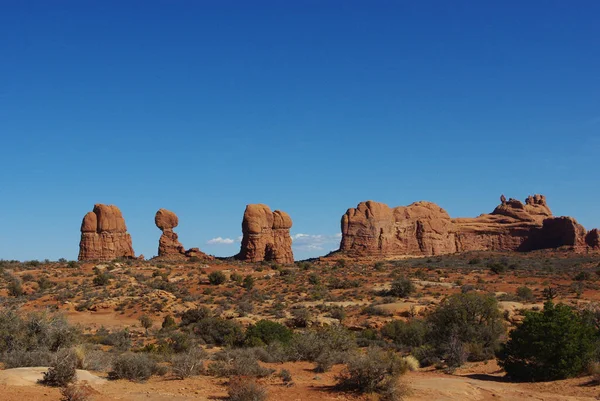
[109,353,157,382]
[381,319,428,349]
[244,320,293,347]
[336,347,408,395]
[227,377,268,401]
[426,292,504,365]
[208,271,227,285]
[172,348,207,379]
[40,348,77,387]
[497,301,596,381]
[60,383,93,401]
[516,286,534,302]
[278,368,293,383]
[139,315,153,333]
[389,277,415,298]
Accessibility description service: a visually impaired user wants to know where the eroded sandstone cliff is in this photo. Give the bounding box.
[340,195,598,257]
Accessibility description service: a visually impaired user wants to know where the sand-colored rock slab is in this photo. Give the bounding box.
[0,367,106,387]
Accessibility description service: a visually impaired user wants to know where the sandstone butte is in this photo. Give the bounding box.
[340,194,600,257]
[236,204,294,264]
[78,204,135,261]
[154,208,212,260]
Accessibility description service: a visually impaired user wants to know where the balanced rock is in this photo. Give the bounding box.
[237,204,294,263]
[340,194,596,257]
[154,209,212,260]
[78,204,135,261]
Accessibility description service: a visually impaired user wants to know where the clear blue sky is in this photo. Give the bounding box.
[1,1,599,261]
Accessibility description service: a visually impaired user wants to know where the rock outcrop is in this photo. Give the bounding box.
[237,204,294,263]
[340,194,599,257]
[154,209,212,260]
[155,209,186,258]
[78,204,135,261]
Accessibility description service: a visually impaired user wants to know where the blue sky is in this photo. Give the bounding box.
[1,1,599,261]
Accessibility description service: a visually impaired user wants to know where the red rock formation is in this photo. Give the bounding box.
[340,195,596,257]
[78,204,135,261]
[237,204,294,263]
[155,209,186,258]
[154,209,212,260]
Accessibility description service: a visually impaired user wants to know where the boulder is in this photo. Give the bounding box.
[78,204,135,261]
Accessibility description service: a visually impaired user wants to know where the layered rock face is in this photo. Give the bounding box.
[340,195,598,257]
[155,209,212,260]
[78,204,135,261]
[237,204,294,263]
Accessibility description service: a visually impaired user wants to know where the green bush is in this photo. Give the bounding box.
[426,293,504,366]
[497,301,596,381]
[381,319,428,349]
[191,317,244,346]
[208,271,227,285]
[516,286,535,302]
[389,277,415,298]
[335,347,408,395]
[244,320,293,346]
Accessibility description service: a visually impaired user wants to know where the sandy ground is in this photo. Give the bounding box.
[1,362,600,401]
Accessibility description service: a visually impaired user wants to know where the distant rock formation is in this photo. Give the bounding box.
[154,208,212,260]
[155,209,186,258]
[78,204,135,261]
[236,204,294,263]
[339,194,599,257]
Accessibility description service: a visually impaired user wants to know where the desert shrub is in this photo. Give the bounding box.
[208,271,227,285]
[109,353,157,382]
[381,319,428,349]
[411,345,440,367]
[3,349,53,368]
[278,368,293,383]
[7,276,24,297]
[286,325,356,362]
[60,383,94,401]
[227,377,268,401]
[79,349,113,371]
[208,348,273,378]
[289,307,312,328]
[516,286,535,302]
[172,348,207,379]
[139,315,153,332]
[92,271,111,286]
[191,316,244,346]
[242,275,255,290]
[181,308,212,327]
[335,347,408,396]
[166,331,194,353]
[389,277,415,298]
[230,272,243,283]
[161,315,177,330]
[329,306,346,322]
[244,320,292,347]
[0,310,80,355]
[575,271,592,281]
[40,348,77,387]
[426,293,504,366]
[97,328,131,351]
[497,301,596,381]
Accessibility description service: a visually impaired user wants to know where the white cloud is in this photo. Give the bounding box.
[291,233,342,252]
[207,237,235,245]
